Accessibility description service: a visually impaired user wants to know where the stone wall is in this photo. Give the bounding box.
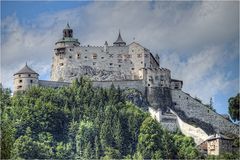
[170,109,209,145]
[38,80,70,88]
[171,89,239,137]
[147,87,172,112]
[149,107,178,132]
[160,113,178,132]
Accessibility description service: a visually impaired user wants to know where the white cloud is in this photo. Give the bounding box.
[1,1,239,106]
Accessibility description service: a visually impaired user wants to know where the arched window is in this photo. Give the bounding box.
[92,53,97,59]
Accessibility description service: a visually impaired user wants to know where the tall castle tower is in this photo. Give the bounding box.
[13,63,39,93]
[51,23,80,81]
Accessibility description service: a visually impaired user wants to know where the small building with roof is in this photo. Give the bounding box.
[198,133,235,156]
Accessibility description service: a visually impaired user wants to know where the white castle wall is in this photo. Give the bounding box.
[50,41,162,84]
[170,109,209,145]
[171,89,239,137]
[13,73,39,92]
[38,80,70,88]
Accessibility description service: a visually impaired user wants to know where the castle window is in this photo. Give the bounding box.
[141,61,143,64]
[137,54,142,58]
[155,76,159,80]
[17,85,22,89]
[118,59,122,63]
[132,50,134,52]
[144,63,146,67]
[60,54,64,59]
[186,97,188,100]
[77,53,80,59]
[85,49,87,52]
[85,56,87,59]
[145,54,149,58]
[19,80,22,83]
[125,54,131,58]
[131,68,134,70]
[160,75,164,81]
[109,54,113,58]
[18,75,21,77]
[179,96,181,98]
[69,48,73,51]
[117,54,122,58]
[92,53,97,59]
[101,57,104,59]
[28,74,31,77]
[119,65,121,67]
[30,80,33,83]
[109,63,113,66]
[148,84,150,86]
[60,63,64,66]
[69,55,72,59]
[93,62,96,65]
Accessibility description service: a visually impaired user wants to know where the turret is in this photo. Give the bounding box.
[155,54,160,66]
[13,63,39,93]
[55,23,80,47]
[104,41,108,52]
[113,30,126,47]
[63,23,73,38]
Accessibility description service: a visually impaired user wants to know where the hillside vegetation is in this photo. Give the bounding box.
[1,78,200,159]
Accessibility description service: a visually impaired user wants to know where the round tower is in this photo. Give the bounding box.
[51,23,80,81]
[13,63,39,93]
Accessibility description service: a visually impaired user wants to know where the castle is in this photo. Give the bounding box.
[13,24,238,153]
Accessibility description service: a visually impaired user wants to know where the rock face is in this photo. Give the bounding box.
[62,65,127,82]
[123,88,149,111]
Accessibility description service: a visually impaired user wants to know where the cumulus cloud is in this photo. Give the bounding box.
[1,1,239,106]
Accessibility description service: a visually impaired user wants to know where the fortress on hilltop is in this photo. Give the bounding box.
[13,24,238,153]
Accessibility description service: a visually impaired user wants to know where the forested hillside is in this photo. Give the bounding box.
[1,78,199,159]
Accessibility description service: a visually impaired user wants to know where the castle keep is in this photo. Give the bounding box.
[13,24,238,150]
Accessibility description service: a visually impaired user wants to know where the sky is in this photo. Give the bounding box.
[1,1,239,116]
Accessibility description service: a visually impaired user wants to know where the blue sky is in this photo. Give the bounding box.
[1,1,239,116]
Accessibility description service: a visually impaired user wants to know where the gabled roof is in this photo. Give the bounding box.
[206,133,233,141]
[113,31,126,45]
[14,63,39,76]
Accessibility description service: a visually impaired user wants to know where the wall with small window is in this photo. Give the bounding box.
[13,73,39,93]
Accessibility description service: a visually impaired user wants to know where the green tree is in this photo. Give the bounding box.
[173,133,198,159]
[228,93,240,122]
[75,121,96,159]
[137,117,163,159]
[11,128,54,159]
